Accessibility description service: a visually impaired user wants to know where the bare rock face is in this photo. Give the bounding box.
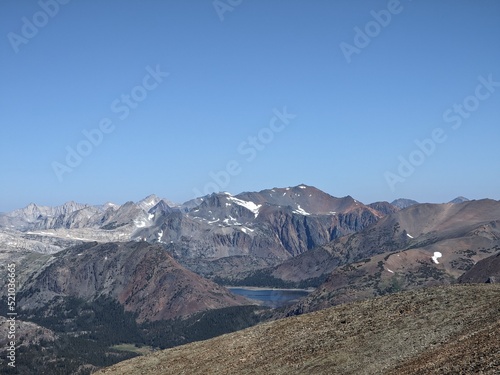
[19,242,248,322]
[154,186,384,261]
[0,186,385,261]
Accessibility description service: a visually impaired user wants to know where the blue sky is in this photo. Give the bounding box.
[1,0,499,211]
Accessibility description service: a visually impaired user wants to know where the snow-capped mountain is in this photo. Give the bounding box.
[0,186,480,266]
[0,186,383,258]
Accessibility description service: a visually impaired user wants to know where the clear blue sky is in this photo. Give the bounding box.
[1,0,499,211]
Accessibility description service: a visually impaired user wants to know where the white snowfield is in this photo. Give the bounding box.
[227,197,261,217]
[293,205,311,216]
[240,227,255,234]
[134,220,147,228]
[432,252,443,264]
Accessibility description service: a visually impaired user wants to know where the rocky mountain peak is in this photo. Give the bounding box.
[149,200,174,214]
[390,198,419,209]
[449,196,470,204]
[137,194,161,211]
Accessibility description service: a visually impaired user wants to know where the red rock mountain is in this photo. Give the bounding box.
[19,241,248,322]
[279,199,500,316]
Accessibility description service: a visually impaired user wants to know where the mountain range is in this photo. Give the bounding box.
[1,185,391,290]
[279,198,500,316]
[0,186,472,274]
[1,185,498,374]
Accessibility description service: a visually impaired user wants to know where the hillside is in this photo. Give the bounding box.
[0,241,265,373]
[96,284,500,375]
[16,241,248,322]
[459,250,500,283]
[256,199,500,295]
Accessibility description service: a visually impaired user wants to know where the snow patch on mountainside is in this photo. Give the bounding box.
[135,220,147,228]
[432,252,443,264]
[240,227,255,234]
[293,205,310,216]
[223,216,242,226]
[228,197,261,217]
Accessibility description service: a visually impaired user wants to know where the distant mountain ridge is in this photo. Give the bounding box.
[449,196,470,204]
[0,185,387,263]
[390,198,419,209]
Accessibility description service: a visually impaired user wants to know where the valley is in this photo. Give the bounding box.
[96,284,500,375]
[1,185,499,374]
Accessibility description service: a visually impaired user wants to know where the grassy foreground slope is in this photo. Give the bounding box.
[97,284,500,375]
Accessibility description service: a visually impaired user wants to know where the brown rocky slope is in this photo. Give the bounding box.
[459,250,500,284]
[97,284,500,375]
[270,199,500,313]
[18,241,248,322]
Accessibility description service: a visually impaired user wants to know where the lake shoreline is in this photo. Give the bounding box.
[226,286,315,292]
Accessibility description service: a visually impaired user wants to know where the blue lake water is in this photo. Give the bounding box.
[228,287,312,308]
